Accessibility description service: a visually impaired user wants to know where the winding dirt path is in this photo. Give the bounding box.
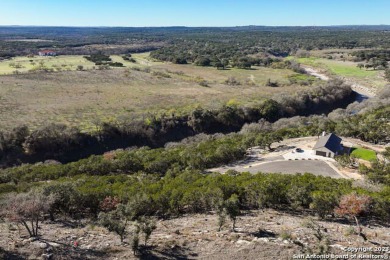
[304,67,329,81]
[302,66,376,97]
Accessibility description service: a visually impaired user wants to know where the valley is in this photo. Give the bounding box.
[0,25,389,260]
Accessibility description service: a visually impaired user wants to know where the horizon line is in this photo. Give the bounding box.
[1,24,390,28]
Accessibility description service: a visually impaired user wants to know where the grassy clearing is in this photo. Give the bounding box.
[0,55,97,74]
[287,56,387,89]
[0,53,310,132]
[0,54,151,75]
[296,57,377,77]
[308,48,369,58]
[351,147,377,161]
[133,53,297,86]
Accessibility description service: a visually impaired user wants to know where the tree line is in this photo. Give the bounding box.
[1,170,389,247]
[2,26,390,59]
[0,104,389,194]
[0,80,354,167]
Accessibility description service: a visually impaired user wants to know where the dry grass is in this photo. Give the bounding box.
[0,55,96,74]
[0,53,310,132]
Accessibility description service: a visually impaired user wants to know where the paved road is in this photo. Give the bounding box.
[237,160,342,178]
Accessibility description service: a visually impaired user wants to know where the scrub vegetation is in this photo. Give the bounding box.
[0,25,390,259]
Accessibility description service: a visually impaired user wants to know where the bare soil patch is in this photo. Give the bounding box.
[1,209,389,259]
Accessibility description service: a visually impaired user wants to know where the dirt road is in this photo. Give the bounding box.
[302,65,376,97]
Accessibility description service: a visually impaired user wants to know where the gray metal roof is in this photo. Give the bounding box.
[313,133,342,153]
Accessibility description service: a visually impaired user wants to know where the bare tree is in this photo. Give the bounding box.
[0,190,56,237]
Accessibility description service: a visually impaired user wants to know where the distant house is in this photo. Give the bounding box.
[38,50,57,56]
[313,133,343,158]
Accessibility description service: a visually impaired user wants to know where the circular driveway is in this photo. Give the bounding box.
[240,160,342,178]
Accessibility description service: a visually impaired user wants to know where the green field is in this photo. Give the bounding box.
[287,56,387,90]
[295,57,377,77]
[350,147,377,161]
[0,53,310,132]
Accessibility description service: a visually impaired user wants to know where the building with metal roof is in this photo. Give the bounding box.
[313,133,343,158]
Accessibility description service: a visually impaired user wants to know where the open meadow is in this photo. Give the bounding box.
[0,55,96,74]
[0,53,311,131]
[287,53,387,91]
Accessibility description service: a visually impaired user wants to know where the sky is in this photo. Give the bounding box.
[0,0,389,27]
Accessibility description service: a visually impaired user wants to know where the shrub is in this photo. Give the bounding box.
[334,193,372,240]
[0,189,55,237]
[42,182,81,220]
[194,57,211,66]
[224,194,240,231]
[198,80,209,87]
[279,229,292,240]
[151,71,171,78]
[100,196,120,212]
[310,191,339,218]
[266,78,279,87]
[225,77,241,86]
[137,216,157,246]
[98,204,130,242]
[84,52,111,64]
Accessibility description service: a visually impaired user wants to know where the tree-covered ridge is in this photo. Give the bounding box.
[1,26,390,58]
[149,29,390,65]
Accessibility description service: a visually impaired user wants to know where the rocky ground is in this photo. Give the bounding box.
[1,209,389,260]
